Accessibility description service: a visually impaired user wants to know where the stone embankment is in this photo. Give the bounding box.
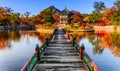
[0,25,35,30]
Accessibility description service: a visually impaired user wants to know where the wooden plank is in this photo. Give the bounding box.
[32,28,88,71]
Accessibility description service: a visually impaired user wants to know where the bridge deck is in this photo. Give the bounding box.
[33,28,88,71]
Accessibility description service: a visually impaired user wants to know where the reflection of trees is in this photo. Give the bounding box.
[37,32,51,43]
[111,32,120,48]
[88,33,104,55]
[0,31,17,49]
[8,31,21,42]
[0,31,21,50]
[69,31,104,55]
[0,31,38,50]
[93,45,104,55]
[111,32,120,57]
[69,31,120,57]
[0,38,10,50]
[69,32,87,42]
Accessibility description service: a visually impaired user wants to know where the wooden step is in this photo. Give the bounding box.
[48,44,73,47]
[32,29,87,71]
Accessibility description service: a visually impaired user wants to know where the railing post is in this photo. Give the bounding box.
[35,44,40,61]
[72,37,76,46]
[46,37,49,46]
[80,44,85,60]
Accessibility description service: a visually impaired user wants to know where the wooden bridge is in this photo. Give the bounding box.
[21,28,100,71]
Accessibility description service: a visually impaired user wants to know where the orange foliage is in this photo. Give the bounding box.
[53,13,60,23]
[102,8,115,25]
[71,11,83,25]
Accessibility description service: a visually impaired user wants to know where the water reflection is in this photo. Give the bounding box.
[0,31,52,71]
[38,33,51,43]
[69,31,120,57]
[0,31,52,50]
[69,31,120,71]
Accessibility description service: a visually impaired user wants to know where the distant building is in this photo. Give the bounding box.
[51,6,83,27]
[52,6,72,27]
[60,6,71,25]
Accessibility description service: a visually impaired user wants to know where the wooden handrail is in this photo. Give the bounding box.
[64,29,100,71]
[73,41,100,71]
[21,52,37,71]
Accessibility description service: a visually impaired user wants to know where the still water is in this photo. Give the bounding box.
[69,31,120,71]
[0,31,51,71]
[0,31,120,71]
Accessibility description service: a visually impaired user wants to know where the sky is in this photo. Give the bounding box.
[0,0,116,16]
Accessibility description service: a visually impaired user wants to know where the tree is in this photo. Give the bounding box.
[114,0,120,11]
[9,13,20,26]
[41,8,54,24]
[53,13,60,24]
[111,10,120,25]
[94,1,106,13]
[101,8,115,25]
[71,11,83,26]
[24,12,30,18]
[86,1,106,24]
[0,7,11,26]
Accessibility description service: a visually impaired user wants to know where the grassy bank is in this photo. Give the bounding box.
[64,25,94,32]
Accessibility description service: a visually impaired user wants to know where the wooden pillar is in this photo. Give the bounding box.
[72,37,76,46]
[46,37,49,46]
[35,44,40,61]
[80,44,85,60]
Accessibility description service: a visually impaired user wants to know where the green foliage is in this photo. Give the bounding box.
[111,32,120,47]
[94,1,106,13]
[111,10,120,26]
[114,0,120,11]
[0,18,8,26]
[9,13,20,26]
[86,1,105,24]
[41,8,54,24]
[46,22,52,27]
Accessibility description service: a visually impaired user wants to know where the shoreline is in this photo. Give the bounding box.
[66,29,94,32]
[0,25,35,31]
[36,29,54,33]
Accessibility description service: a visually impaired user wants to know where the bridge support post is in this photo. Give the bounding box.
[72,37,76,46]
[35,44,40,61]
[46,37,49,46]
[80,44,85,60]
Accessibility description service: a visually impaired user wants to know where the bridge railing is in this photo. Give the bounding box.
[21,29,57,71]
[73,38,100,71]
[21,42,47,71]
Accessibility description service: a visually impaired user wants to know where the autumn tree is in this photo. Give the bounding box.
[101,8,115,25]
[9,13,20,26]
[111,0,120,26]
[71,11,83,26]
[114,0,120,11]
[86,1,106,24]
[53,13,60,24]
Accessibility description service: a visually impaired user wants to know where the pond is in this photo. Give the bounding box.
[0,31,51,71]
[69,31,120,71]
[0,30,120,71]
